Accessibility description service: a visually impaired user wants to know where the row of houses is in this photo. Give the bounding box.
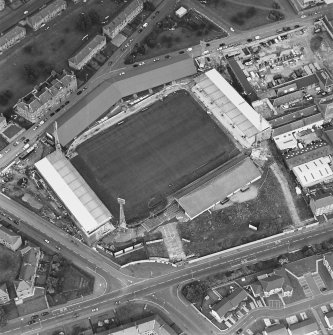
[0,225,41,304]
[14,70,77,123]
[0,26,26,54]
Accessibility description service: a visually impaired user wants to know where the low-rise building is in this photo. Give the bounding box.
[103,0,143,39]
[26,0,67,31]
[15,70,77,123]
[325,310,333,329]
[0,224,22,251]
[264,323,289,335]
[69,35,106,70]
[0,284,9,305]
[14,246,41,300]
[210,288,248,323]
[0,26,26,53]
[250,269,293,298]
[316,69,333,93]
[323,252,333,279]
[310,192,333,216]
[287,319,318,335]
[0,115,7,128]
[175,6,188,18]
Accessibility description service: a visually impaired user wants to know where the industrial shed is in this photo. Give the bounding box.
[35,150,114,244]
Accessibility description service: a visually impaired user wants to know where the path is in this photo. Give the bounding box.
[159,221,186,262]
[270,162,301,227]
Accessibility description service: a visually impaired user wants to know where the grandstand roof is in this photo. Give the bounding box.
[53,54,197,146]
[175,156,261,219]
[205,69,271,138]
[35,151,112,234]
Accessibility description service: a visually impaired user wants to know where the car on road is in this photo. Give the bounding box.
[23,139,29,144]
[236,329,243,335]
[138,62,145,66]
[4,148,10,154]
[301,14,307,18]
[143,22,148,28]
[230,27,235,32]
[165,55,171,59]
[133,64,139,67]
[31,315,39,320]
[33,126,38,130]
[77,90,82,95]
[55,108,61,112]
[44,239,50,243]
[73,313,80,318]
[138,28,143,33]
[321,287,327,292]
[55,246,61,251]
[92,308,99,312]
[41,312,49,316]
[153,58,159,62]
[50,112,55,116]
[28,320,36,325]
[24,10,29,14]
[179,50,185,54]
[119,72,125,76]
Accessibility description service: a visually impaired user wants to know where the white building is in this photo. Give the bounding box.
[103,0,143,39]
[35,150,114,245]
[292,156,333,188]
[69,35,106,70]
[0,0,5,11]
[325,310,333,329]
[0,26,26,53]
[0,224,22,251]
[175,7,188,18]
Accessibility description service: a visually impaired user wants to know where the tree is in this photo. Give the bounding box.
[310,35,323,51]
[0,306,7,327]
[182,281,208,304]
[143,1,155,11]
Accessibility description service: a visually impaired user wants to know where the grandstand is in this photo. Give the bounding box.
[175,155,261,219]
[193,69,271,148]
[35,150,114,245]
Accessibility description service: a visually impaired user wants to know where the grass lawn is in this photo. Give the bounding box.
[178,164,292,257]
[16,289,48,316]
[73,90,238,222]
[205,0,273,30]
[0,244,21,284]
[115,249,148,266]
[0,0,125,114]
[146,242,168,259]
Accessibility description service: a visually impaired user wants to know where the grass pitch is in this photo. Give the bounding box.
[72,90,238,222]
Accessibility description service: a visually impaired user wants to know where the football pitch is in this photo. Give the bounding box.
[72,90,238,222]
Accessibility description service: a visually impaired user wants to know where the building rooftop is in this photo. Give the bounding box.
[175,155,261,219]
[272,90,303,107]
[325,310,333,324]
[0,26,25,49]
[212,287,248,317]
[274,73,319,91]
[288,319,318,335]
[0,224,21,247]
[324,251,333,268]
[259,274,284,292]
[19,246,40,283]
[316,69,333,89]
[264,323,289,335]
[28,0,66,26]
[283,141,333,169]
[52,54,197,146]
[35,150,112,234]
[103,0,143,34]
[285,255,319,278]
[69,35,106,67]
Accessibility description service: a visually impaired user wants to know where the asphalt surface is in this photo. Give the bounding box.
[1,1,333,334]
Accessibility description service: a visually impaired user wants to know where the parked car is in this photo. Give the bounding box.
[41,312,49,316]
[31,315,39,320]
[28,320,36,325]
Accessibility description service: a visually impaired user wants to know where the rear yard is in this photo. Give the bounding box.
[0,244,21,284]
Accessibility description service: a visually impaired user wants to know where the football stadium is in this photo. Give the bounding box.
[72,90,239,222]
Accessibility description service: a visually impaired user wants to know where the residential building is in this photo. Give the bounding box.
[0,0,5,11]
[264,323,289,335]
[14,246,41,300]
[325,310,333,329]
[210,288,248,323]
[316,69,333,93]
[175,7,188,18]
[0,115,7,128]
[26,0,67,31]
[103,0,143,39]
[318,97,333,120]
[285,255,321,283]
[0,284,9,304]
[69,35,106,70]
[250,269,293,298]
[0,26,26,53]
[0,224,22,251]
[310,192,333,216]
[15,70,77,123]
[323,252,333,279]
[287,319,318,335]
